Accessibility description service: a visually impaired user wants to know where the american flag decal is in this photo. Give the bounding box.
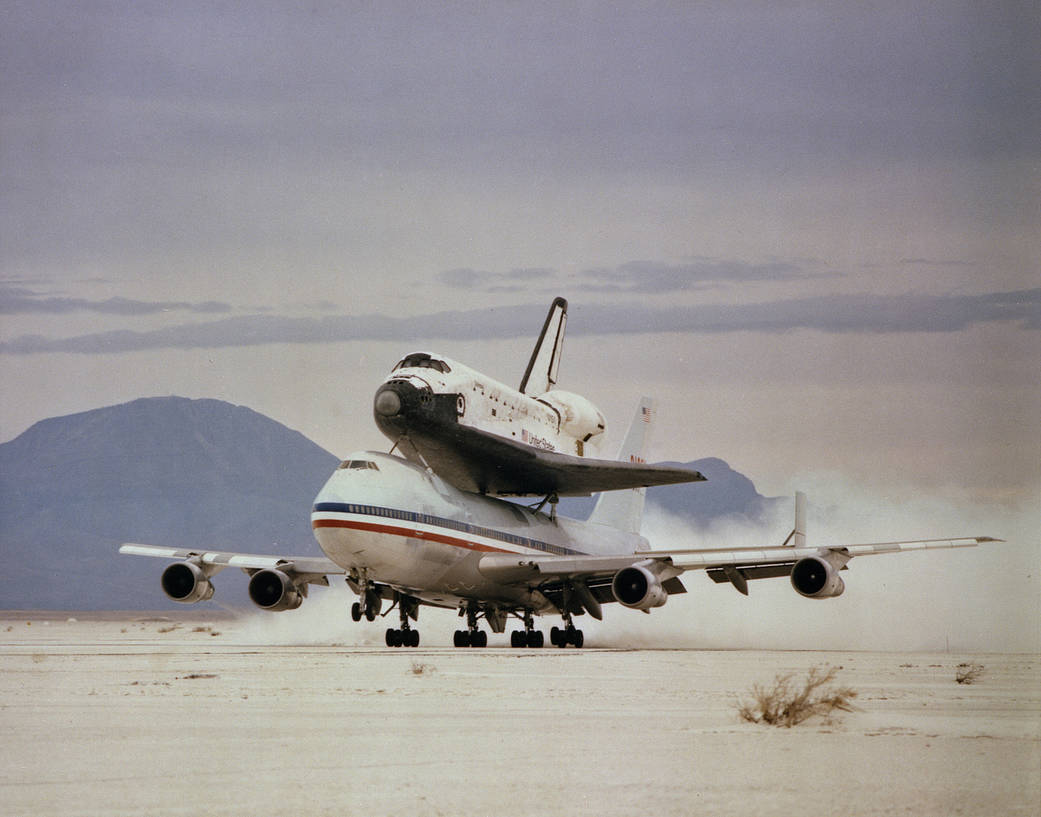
[641,406,652,423]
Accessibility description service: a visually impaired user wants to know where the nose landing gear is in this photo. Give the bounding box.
[349,572,380,622]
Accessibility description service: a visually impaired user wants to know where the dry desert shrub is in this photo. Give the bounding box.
[955,662,985,684]
[738,665,858,727]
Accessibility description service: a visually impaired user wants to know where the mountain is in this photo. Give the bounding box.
[558,457,780,525]
[0,397,339,609]
[0,397,777,610]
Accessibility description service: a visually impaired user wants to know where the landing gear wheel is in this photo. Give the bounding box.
[385,628,419,648]
[554,625,585,647]
[365,607,376,622]
[526,630,544,648]
[469,630,488,648]
[453,629,471,648]
[511,630,524,648]
[351,602,362,622]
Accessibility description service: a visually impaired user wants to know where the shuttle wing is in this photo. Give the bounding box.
[400,421,704,496]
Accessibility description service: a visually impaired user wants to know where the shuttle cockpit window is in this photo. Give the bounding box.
[337,460,380,471]
[393,353,450,373]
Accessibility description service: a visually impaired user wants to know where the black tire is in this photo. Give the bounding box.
[365,607,376,623]
[470,630,487,648]
[573,629,584,648]
[527,630,544,648]
[385,628,400,647]
[408,629,420,648]
[511,631,523,648]
[550,626,561,646]
[454,630,470,648]
[351,602,362,622]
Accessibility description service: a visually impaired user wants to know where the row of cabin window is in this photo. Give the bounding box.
[337,503,572,555]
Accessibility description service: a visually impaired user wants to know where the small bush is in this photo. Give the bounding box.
[738,665,858,727]
[955,662,985,684]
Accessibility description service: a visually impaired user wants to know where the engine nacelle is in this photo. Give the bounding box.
[248,569,304,611]
[790,556,846,599]
[537,390,606,443]
[612,565,669,610]
[161,561,215,604]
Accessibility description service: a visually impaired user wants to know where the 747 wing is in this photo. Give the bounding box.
[119,544,344,609]
[477,495,999,617]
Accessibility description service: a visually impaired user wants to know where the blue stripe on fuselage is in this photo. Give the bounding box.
[312,501,582,557]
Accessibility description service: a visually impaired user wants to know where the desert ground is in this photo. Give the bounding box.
[1,611,1037,817]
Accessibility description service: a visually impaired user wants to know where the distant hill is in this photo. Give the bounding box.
[0,397,339,609]
[558,457,780,525]
[0,397,777,610]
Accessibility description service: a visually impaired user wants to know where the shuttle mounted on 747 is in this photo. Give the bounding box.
[120,297,999,648]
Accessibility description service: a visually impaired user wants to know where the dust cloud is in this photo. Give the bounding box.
[590,477,1040,652]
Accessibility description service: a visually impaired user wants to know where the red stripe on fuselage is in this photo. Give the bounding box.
[312,518,511,554]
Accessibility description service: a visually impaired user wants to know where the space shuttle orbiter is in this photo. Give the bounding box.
[372,297,704,497]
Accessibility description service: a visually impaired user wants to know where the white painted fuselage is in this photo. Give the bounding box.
[311,450,644,610]
[378,352,607,458]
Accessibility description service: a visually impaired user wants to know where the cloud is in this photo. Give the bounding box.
[2,289,1037,355]
[437,268,555,292]
[574,288,1041,335]
[0,287,231,316]
[439,260,826,295]
[578,259,830,292]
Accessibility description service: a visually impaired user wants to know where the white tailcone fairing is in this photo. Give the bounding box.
[587,397,658,536]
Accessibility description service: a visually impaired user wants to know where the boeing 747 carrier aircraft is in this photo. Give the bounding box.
[120,299,998,647]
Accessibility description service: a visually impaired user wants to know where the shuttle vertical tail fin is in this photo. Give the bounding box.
[519,297,567,396]
[586,397,657,535]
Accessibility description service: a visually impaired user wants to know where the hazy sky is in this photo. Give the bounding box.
[2,1,1039,513]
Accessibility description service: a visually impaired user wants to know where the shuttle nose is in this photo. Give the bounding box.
[374,386,402,417]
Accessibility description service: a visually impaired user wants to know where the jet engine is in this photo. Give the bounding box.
[537,391,606,443]
[790,556,846,599]
[160,561,215,604]
[248,569,304,611]
[612,565,669,610]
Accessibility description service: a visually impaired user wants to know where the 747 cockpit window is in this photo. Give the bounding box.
[393,353,450,373]
[337,460,380,471]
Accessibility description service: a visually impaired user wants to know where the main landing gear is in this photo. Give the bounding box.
[549,611,584,648]
[384,594,421,648]
[510,609,545,648]
[453,604,488,648]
